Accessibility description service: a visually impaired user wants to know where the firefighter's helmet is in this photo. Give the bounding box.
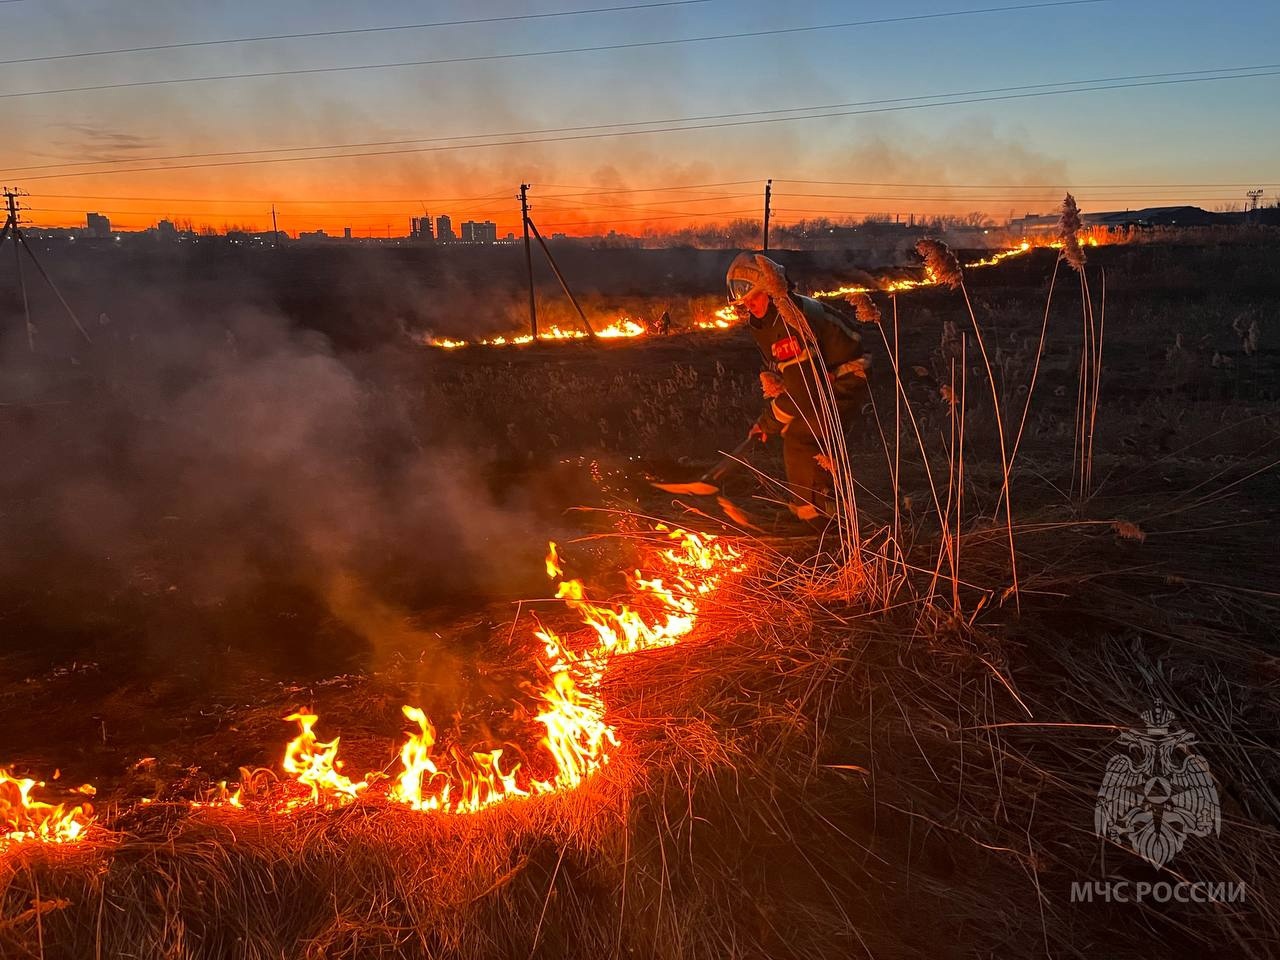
[725,252,786,304]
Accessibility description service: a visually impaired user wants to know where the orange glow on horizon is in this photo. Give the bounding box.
[13,170,1089,238]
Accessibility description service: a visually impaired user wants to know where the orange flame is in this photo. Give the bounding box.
[530,668,618,792]
[697,306,738,330]
[384,526,740,813]
[280,712,368,809]
[595,317,646,339]
[389,705,448,811]
[1,768,94,847]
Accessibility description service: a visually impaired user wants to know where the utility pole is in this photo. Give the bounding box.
[3,188,32,350]
[762,178,772,251]
[525,217,596,340]
[271,205,279,247]
[1,186,91,351]
[520,183,538,339]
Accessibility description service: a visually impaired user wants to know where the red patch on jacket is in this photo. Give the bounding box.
[771,335,803,362]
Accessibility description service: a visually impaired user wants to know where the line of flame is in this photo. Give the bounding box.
[427,236,1102,347]
[0,526,744,847]
[386,525,743,814]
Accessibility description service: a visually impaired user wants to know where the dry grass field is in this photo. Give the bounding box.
[1,236,1277,958]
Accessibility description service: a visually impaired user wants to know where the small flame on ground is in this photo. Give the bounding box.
[280,712,368,809]
[697,306,738,330]
[1,768,94,847]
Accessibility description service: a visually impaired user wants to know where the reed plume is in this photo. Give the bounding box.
[915,238,963,289]
[1059,193,1087,272]
[845,291,882,325]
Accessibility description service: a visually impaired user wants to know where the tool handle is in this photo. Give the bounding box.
[702,435,757,483]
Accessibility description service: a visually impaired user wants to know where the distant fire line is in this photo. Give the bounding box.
[426,236,1101,349]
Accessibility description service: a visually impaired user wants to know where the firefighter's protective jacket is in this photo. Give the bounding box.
[749,294,867,435]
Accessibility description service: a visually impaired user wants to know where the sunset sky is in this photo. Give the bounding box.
[1,0,1276,235]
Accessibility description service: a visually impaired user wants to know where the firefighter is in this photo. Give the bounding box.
[726,252,869,520]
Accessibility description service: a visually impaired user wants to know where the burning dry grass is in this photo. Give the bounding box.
[0,785,629,959]
[3,504,1277,958]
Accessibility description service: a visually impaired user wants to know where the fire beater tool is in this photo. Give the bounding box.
[650,435,757,496]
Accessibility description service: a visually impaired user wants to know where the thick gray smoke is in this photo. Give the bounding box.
[0,293,547,679]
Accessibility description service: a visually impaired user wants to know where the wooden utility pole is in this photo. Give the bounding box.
[271,205,279,247]
[526,217,595,340]
[3,188,31,350]
[762,178,772,251]
[1,186,92,351]
[520,183,538,339]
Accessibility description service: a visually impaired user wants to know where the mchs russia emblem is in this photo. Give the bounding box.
[1094,701,1220,869]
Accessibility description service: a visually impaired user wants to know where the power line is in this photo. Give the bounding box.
[0,0,1111,102]
[36,199,1263,227]
[24,207,763,231]
[774,192,1276,202]
[26,194,759,221]
[775,178,1280,189]
[6,59,1273,177]
[771,205,1236,217]
[531,192,758,213]
[18,190,517,205]
[536,209,761,228]
[0,1,715,66]
[24,189,1250,223]
[16,185,759,207]
[22,207,519,221]
[28,182,1272,207]
[11,64,1279,182]
[534,180,759,194]
[5,59,1277,180]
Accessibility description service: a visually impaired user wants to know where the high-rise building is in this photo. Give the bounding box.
[461,220,497,244]
[411,216,434,240]
[435,215,455,242]
[343,227,352,239]
[86,212,110,238]
[156,219,177,240]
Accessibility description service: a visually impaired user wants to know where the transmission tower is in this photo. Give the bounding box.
[1246,189,1263,212]
[1,186,91,351]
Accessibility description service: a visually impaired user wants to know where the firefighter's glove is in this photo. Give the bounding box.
[759,371,786,399]
[748,422,769,444]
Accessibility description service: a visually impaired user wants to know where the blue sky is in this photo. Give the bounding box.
[1,0,1275,232]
